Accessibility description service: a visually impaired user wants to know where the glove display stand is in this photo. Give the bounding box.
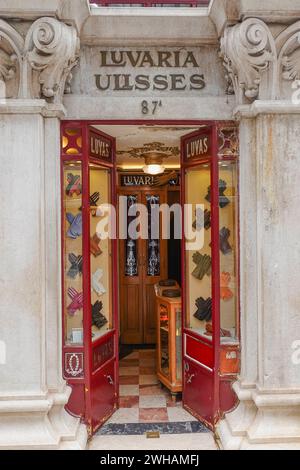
[61,123,118,435]
[155,285,182,400]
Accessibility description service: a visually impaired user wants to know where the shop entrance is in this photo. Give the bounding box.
[61,120,240,436]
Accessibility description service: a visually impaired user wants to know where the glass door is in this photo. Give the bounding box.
[61,123,118,436]
[181,124,240,429]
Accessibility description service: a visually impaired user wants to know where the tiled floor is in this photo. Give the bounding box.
[114,349,195,424]
[91,349,217,450]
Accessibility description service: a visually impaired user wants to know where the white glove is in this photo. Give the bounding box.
[91,268,106,296]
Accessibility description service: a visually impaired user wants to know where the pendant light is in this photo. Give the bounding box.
[142,151,166,175]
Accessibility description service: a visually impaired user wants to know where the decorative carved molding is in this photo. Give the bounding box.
[221,18,300,104]
[0,19,24,98]
[220,18,276,104]
[25,17,79,103]
[0,17,79,103]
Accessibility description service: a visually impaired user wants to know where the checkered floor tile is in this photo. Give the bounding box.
[110,349,197,424]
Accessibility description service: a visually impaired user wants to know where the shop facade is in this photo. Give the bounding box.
[1,0,300,450]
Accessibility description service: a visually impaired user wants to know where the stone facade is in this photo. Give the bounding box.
[1,0,300,449]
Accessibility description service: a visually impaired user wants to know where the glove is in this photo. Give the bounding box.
[192,208,211,231]
[219,179,230,208]
[92,300,108,329]
[220,271,233,300]
[90,192,100,206]
[204,323,232,338]
[90,233,102,257]
[193,297,212,322]
[67,287,83,316]
[219,227,232,255]
[66,213,82,239]
[66,173,82,197]
[192,253,212,280]
[67,253,83,279]
[205,179,230,208]
[92,268,106,296]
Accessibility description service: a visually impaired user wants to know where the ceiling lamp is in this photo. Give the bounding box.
[142,151,165,175]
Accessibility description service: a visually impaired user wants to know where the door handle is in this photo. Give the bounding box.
[105,374,114,385]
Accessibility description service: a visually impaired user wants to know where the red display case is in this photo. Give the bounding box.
[61,123,118,436]
[181,122,240,429]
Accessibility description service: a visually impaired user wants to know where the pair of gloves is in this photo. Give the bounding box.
[194,297,212,322]
[193,208,211,231]
[92,268,106,296]
[219,227,232,255]
[220,271,233,300]
[79,192,101,216]
[66,173,81,197]
[66,213,82,239]
[192,253,212,280]
[67,287,83,316]
[90,233,102,257]
[205,179,230,208]
[92,300,108,329]
[67,253,83,279]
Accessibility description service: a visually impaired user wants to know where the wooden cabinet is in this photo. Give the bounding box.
[156,293,182,398]
[119,188,167,344]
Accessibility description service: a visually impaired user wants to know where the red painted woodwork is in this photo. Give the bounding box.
[90,0,210,6]
[61,122,119,436]
[181,123,240,429]
[185,334,214,370]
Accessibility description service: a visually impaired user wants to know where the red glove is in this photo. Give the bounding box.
[67,287,83,316]
[220,271,233,301]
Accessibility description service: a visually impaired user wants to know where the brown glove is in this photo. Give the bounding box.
[90,233,102,257]
[192,253,212,280]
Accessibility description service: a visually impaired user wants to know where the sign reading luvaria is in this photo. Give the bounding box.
[75,46,224,96]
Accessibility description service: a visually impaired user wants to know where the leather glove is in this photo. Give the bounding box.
[204,323,231,338]
[219,179,230,208]
[219,226,232,255]
[192,253,212,280]
[90,192,100,206]
[193,297,212,322]
[92,268,106,296]
[66,173,82,197]
[92,300,108,329]
[220,271,233,300]
[67,287,83,316]
[66,213,82,239]
[67,253,83,279]
[192,208,211,231]
[90,233,102,257]
[205,179,230,208]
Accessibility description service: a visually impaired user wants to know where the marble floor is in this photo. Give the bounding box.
[90,349,218,450]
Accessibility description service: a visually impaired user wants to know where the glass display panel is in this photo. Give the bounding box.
[90,166,113,342]
[218,161,238,343]
[175,307,182,381]
[63,163,83,346]
[146,195,160,277]
[185,164,212,340]
[159,303,169,376]
[125,195,138,277]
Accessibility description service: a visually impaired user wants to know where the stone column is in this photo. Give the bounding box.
[218,17,300,449]
[0,18,87,449]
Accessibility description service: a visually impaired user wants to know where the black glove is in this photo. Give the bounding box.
[194,297,212,322]
[90,192,100,206]
[192,253,212,280]
[67,253,83,279]
[92,300,108,329]
[205,179,230,208]
[219,226,232,255]
[192,208,211,231]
